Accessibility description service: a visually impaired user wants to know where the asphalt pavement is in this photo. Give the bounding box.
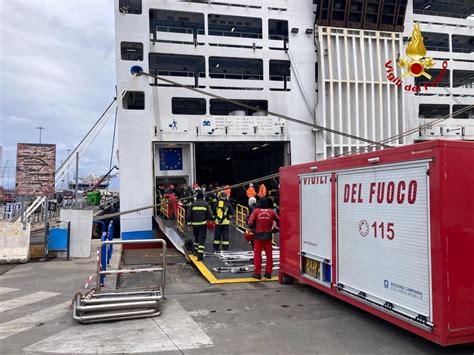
[0,241,473,354]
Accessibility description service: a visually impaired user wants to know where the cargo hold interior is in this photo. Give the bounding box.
[195,141,286,203]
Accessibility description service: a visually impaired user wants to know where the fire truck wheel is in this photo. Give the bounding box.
[280,274,295,285]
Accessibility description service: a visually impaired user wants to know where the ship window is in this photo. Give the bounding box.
[453,70,474,88]
[123,91,145,110]
[270,60,290,81]
[208,14,262,39]
[413,0,474,19]
[210,99,267,116]
[421,32,449,52]
[119,0,142,15]
[172,98,206,115]
[149,9,204,36]
[415,69,450,87]
[453,105,474,119]
[120,42,143,61]
[418,104,449,119]
[269,19,289,41]
[149,53,205,78]
[452,35,474,54]
[209,57,263,80]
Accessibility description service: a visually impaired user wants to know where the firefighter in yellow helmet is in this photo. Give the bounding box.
[213,192,234,252]
[187,190,214,261]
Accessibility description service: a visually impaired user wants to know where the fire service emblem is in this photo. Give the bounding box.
[398,23,435,79]
[385,23,448,93]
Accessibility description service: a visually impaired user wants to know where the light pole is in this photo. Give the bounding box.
[36,127,45,144]
[66,149,72,189]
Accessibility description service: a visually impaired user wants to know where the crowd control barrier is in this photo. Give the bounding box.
[73,239,167,324]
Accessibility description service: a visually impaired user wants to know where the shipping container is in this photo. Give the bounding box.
[279,140,474,346]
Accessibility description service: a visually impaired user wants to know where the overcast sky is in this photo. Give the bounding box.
[0,0,117,188]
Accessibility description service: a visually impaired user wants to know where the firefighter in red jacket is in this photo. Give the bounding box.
[248,198,279,279]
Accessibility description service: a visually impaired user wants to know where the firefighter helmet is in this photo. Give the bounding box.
[207,220,216,230]
[244,230,255,242]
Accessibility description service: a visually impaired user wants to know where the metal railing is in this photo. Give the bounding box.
[7,197,60,225]
[453,81,474,89]
[269,34,288,41]
[149,69,206,78]
[156,26,193,34]
[73,239,167,324]
[451,47,474,54]
[413,9,471,19]
[96,239,166,294]
[210,73,264,80]
[154,25,205,35]
[425,45,450,52]
[160,197,169,218]
[270,75,291,82]
[1,203,22,220]
[236,204,249,229]
[176,205,186,233]
[208,29,262,39]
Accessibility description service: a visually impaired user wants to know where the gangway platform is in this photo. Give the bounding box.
[154,214,279,284]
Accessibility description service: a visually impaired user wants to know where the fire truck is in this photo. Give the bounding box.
[279,140,474,346]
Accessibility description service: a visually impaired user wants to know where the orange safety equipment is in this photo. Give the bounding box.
[258,184,267,198]
[207,220,216,230]
[246,186,257,198]
[244,230,255,242]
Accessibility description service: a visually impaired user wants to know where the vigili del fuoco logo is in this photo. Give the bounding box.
[385,23,448,93]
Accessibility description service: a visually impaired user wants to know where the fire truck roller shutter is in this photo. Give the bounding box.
[337,161,432,321]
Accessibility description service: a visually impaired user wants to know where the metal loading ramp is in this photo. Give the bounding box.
[188,250,279,284]
[155,206,279,284]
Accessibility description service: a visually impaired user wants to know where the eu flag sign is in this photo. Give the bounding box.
[159,148,183,170]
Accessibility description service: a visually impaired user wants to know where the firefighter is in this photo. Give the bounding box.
[187,191,214,261]
[248,197,257,217]
[213,192,234,252]
[248,198,279,279]
[224,185,231,199]
[246,183,257,199]
[206,185,218,215]
[182,186,194,210]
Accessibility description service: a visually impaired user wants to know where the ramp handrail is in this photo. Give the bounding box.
[10,196,45,224]
[236,204,249,229]
[160,197,169,218]
[176,205,186,233]
[96,239,167,297]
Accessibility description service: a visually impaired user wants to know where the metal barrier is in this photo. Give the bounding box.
[176,205,186,233]
[236,204,249,229]
[160,197,169,218]
[107,221,114,264]
[73,239,167,324]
